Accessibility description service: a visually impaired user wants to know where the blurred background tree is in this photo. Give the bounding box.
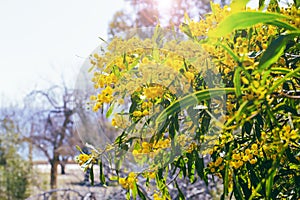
[108,0,228,37]
[0,111,30,200]
[24,84,83,190]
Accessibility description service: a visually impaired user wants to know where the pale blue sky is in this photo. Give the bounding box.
[0,0,293,104]
[0,0,124,103]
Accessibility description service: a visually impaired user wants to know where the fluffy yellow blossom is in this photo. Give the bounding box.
[118,172,137,189]
[133,110,143,117]
[142,110,149,116]
[251,144,258,150]
[153,193,164,200]
[185,71,195,81]
[215,157,223,166]
[111,118,117,127]
[250,158,257,165]
[76,153,92,167]
[144,86,164,99]
[232,153,241,160]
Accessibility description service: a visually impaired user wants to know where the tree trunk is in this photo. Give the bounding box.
[50,157,59,189]
[60,163,66,175]
[60,157,68,175]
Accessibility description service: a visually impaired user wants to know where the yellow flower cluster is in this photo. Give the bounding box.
[107,37,153,56]
[143,171,156,179]
[153,193,164,200]
[209,142,262,173]
[111,55,136,70]
[280,5,300,28]
[186,3,231,37]
[144,86,165,100]
[208,157,224,173]
[132,139,171,158]
[118,172,137,189]
[231,143,261,169]
[92,72,117,89]
[76,153,91,166]
[176,134,193,147]
[111,113,130,128]
[280,125,298,141]
[89,29,210,127]
[165,55,184,71]
[260,126,299,160]
[90,86,114,112]
[141,101,153,110]
[219,132,234,146]
[90,71,118,112]
[128,101,153,122]
[184,71,195,82]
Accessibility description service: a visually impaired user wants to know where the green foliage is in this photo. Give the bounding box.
[0,117,30,200]
[77,0,300,199]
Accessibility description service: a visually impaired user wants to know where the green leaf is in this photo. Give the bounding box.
[98,36,108,45]
[137,186,147,200]
[259,0,266,9]
[180,23,193,38]
[90,165,94,186]
[266,168,277,199]
[223,149,231,197]
[269,66,300,93]
[106,102,115,118]
[271,67,300,79]
[208,12,289,38]
[194,151,207,184]
[180,157,187,178]
[294,0,300,8]
[217,42,240,63]
[175,180,185,200]
[112,65,121,77]
[266,20,298,31]
[230,0,249,12]
[132,181,137,200]
[76,145,83,153]
[233,174,245,200]
[99,159,106,185]
[259,32,300,72]
[234,67,242,97]
[169,116,179,139]
[187,153,195,183]
[126,190,130,200]
[156,88,235,124]
[242,121,252,135]
[225,100,250,126]
[88,65,95,73]
[258,36,286,72]
[274,105,299,116]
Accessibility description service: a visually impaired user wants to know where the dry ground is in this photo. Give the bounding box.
[27,163,123,199]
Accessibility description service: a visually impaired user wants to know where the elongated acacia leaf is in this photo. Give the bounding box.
[230,0,249,12]
[208,12,289,38]
[271,67,300,79]
[106,102,115,118]
[270,66,300,93]
[258,32,300,72]
[132,182,137,199]
[137,186,146,200]
[156,88,235,124]
[90,165,94,186]
[99,160,106,185]
[175,181,185,200]
[266,20,298,31]
[234,67,242,97]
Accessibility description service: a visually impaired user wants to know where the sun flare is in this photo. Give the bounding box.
[157,0,173,12]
